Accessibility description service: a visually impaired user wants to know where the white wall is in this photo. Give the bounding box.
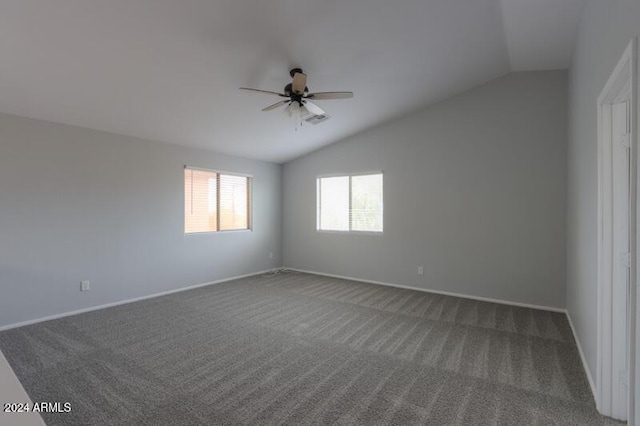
[0,350,44,425]
[0,113,282,328]
[283,71,567,309]
[566,0,640,383]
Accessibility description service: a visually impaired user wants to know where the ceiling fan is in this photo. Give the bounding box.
[240,68,353,118]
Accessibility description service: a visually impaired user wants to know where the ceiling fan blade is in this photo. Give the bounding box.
[262,100,289,111]
[291,72,307,94]
[306,91,354,100]
[303,100,325,116]
[240,87,287,97]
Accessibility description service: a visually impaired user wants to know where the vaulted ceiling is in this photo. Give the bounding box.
[0,0,584,163]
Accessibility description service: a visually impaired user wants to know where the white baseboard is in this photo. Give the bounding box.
[565,310,597,400]
[0,269,276,332]
[284,268,566,313]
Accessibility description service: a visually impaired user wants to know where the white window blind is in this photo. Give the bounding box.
[317,173,383,232]
[184,167,251,234]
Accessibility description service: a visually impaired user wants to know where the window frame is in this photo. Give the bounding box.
[184,165,253,235]
[316,171,384,235]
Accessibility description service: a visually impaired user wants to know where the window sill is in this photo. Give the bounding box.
[185,229,253,236]
[316,229,383,236]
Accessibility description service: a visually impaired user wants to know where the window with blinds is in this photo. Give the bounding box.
[317,173,383,233]
[184,167,252,234]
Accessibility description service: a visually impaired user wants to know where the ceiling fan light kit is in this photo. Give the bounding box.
[240,68,353,124]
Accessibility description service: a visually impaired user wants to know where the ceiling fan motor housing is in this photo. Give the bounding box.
[284,83,309,97]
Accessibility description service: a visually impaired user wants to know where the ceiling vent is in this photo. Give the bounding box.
[305,114,330,125]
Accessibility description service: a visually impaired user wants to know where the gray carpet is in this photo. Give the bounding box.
[0,271,621,425]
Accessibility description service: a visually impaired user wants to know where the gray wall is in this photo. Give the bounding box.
[283,71,567,308]
[0,113,282,328]
[566,0,640,381]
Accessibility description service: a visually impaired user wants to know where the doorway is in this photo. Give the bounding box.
[597,38,637,423]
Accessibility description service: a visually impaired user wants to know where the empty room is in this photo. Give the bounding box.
[0,0,639,425]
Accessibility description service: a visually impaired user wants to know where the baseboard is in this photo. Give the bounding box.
[284,268,566,313]
[565,310,597,400]
[0,269,276,332]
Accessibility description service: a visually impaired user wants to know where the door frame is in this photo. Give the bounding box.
[597,37,638,422]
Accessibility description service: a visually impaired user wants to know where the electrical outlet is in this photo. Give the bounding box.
[418,267,424,275]
[81,280,90,291]
[269,252,274,259]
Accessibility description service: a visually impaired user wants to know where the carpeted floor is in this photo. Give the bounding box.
[0,271,622,425]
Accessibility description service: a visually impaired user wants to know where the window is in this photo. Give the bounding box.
[317,173,383,232]
[184,167,251,234]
